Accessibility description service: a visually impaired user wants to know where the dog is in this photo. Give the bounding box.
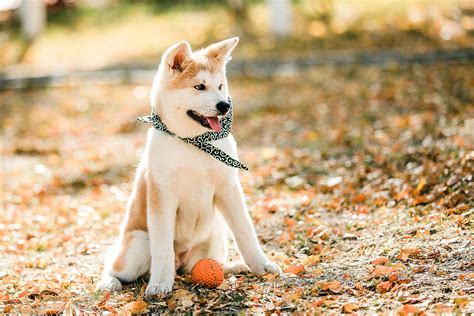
[96,37,281,295]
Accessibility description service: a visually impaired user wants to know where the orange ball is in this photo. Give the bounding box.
[191,258,224,288]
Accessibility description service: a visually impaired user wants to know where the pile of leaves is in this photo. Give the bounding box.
[0,61,472,313]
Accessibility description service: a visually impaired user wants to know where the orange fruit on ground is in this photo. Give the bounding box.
[191,258,224,288]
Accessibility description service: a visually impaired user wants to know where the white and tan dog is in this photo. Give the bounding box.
[97,37,281,295]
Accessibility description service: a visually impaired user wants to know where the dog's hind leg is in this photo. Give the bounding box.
[181,214,228,273]
[97,163,150,291]
[97,230,150,291]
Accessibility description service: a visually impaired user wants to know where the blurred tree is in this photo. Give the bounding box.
[18,0,45,41]
[304,0,334,34]
[227,0,254,37]
[17,0,46,61]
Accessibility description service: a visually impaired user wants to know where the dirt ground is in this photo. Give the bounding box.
[0,61,473,313]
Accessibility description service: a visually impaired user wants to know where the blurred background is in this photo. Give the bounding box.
[1,0,473,74]
[0,1,473,313]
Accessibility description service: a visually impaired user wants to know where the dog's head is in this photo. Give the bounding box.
[150,37,239,138]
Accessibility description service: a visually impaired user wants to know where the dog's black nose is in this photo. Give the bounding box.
[216,101,231,114]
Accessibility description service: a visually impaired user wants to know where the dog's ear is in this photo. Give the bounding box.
[162,41,192,72]
[205,37,239,66]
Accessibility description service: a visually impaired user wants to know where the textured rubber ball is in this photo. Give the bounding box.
[191,258,224,288]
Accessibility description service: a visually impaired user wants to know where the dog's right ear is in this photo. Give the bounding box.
[162,41,192,73]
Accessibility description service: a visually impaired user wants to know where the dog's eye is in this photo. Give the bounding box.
[194,84,206,91]
[218,84,223,90]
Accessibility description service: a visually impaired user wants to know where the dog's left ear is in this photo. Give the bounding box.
[205,37,239,66]
[162,41,193,73]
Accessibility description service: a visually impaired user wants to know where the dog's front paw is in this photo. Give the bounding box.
[96,276,122,292]
[262,261,282,275]
[145,282,173,295]
[145,274,174,295]
[249,259,282,275]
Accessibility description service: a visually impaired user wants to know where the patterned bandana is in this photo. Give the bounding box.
[137,100,249,171]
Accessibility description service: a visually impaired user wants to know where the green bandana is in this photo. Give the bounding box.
[137,102,249,171]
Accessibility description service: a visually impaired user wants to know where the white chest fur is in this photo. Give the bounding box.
[144,128,238,250]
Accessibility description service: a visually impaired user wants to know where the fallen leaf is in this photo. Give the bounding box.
[328,281,342,293]
[352,193,366,203]
[397,248,421,262]
[261,273,278,282]
[3,305,13,313]
[342,302,359,313]
[95,291,111,309]
[414,178,427,195]
[284,264,305,275]
[402,304,422,314]
[303,255,321,266]
[372,265,397,277]
[122,300,148,314]
[181,297,194,308]
[454,297,468,307]
[372,257,389,265]
[377,281,392,293]
[309,267,323,277]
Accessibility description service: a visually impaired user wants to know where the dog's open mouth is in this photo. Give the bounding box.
[187,110,222,132]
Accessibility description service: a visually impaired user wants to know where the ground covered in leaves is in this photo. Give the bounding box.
[0,61,473,313]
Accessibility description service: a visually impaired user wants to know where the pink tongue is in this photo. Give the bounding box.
[206,117,221,132]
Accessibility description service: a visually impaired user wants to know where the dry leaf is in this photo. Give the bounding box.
[284,264,305,275]
[303,255,321,266]
[372,257,389,265]
[95,291,111,309]
[342,302,359,313]
[310,267,323,277]
[414,178,427,195]
[3,305,13,313]
[372,265,396,277]
[402,304,422,314]
[284,217,296,227]
[377,281,392,293]
[122,300,148,314]
[328,281,342,293]
[397,248,421,262]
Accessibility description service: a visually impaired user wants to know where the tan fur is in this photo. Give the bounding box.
[147,173,161,212]
[110,169,148,272]
[167,59,213,90]
[122,169,148,233]
[112,233,132,271]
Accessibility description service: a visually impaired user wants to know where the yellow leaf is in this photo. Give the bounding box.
[414,178,427,195]
[303,255,321,266]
